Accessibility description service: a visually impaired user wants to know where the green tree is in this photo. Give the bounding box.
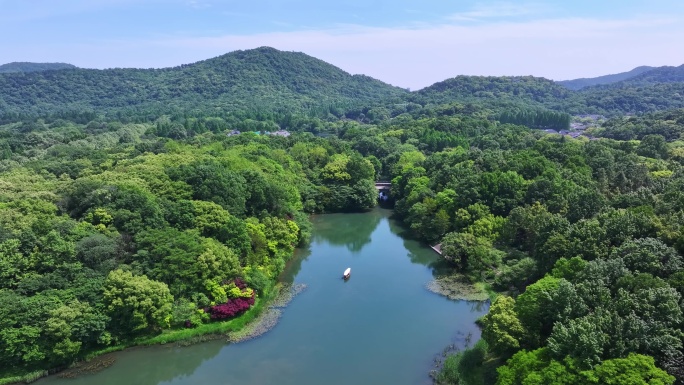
[134,228,241,299]
[515,276,561,347]
[481,296,525,357]
[103,269,173,336]
[637,134,668,159]
[585,354,674,385]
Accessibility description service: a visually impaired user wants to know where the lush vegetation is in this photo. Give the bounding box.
[0,116,379,380]
[3,48,684,384]
[0,47,407,117]
[557,66,655,90]
[364,106,684,383]
[0,62,76,74]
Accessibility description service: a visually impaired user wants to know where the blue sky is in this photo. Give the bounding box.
[1,0,684,89]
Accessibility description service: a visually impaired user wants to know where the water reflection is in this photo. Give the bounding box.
[280,247,311,283]
[311,210,383,253]
[39,341,224,385]
[387,215,446,272]
[469,301,490,313]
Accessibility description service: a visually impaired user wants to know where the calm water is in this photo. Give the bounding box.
[37,208,488,385]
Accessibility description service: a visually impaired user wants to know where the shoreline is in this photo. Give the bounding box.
[1,282,307,385]
[425,274,494,302]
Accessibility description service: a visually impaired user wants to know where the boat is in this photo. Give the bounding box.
[343,267,351,280]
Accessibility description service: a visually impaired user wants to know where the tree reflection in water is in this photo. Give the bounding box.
[310,209,384,253]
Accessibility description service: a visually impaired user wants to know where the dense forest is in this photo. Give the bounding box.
[0,47,407,117]
[0,63,76,74]
[556,66,655,90]
[2,47,684,385]
[555,64,684,90]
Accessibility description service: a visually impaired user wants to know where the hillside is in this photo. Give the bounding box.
[2,49,684,120]
[412,73,684,116]
[411,75,590,117]
[0,47,407,116]
[0,62,77,73]
[557,66,655,90]
[413,75,573,109]
[578,82,684,115]
[612,64,684,86]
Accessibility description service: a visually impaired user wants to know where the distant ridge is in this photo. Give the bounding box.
[414,75,572,109]
[557,66,655,90]
[0,62,77,73]
[0,47,406,115]
[615,64,684,86]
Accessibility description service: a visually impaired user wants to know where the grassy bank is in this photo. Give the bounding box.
[426,274,496,302]
[0,286,278,385]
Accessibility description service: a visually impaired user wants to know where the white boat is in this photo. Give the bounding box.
[343,267,351,280]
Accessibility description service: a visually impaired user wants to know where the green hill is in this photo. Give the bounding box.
[557,66,655,90]
[413,75,575,112]
[0,62,77,73]
[578,82,684,115]
[0,47,407,116]
[607,64,684,86]
[413,73,684,116]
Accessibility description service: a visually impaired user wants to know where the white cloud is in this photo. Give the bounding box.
[145,16,683,89]
[185,0,212,9]
[447,2,552,22]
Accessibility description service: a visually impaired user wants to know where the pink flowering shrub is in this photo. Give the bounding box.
[207,279,255,320]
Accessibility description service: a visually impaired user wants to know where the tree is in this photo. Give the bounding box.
[637,134,668,159]
[481,296,525,357]
[547,313,609,367]
[610,238,683,278]
[168,161,247,217]
[441,232,503,274]
[103,269,173,336]
[43,300,109,365]
[586,354,674,385]
[134,228,241,300]
[0,239,32,289]
[496,350,674,385]
[496,348,578,385]
[480,171,527,216]
[515,276,561,348]
[74,234,120,272]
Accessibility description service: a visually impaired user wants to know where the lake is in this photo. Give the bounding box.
[36,208,488,385]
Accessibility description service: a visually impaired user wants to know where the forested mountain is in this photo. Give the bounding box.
[2,49,684,121]
[411,73,684,116]
[0,47,407,116]
[0,62,77,73]
[558,64,684,90]
[566,65,684,115]
[415,76,573,109]
[615,64,684,86]
[557,66,655,90]
[577,82,684,115]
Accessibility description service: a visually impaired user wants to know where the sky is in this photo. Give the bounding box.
[1,0,684,90]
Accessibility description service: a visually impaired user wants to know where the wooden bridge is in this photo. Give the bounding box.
[375,181,391,191]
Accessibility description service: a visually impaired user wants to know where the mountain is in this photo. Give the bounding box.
[413,75,574,111]
[414,74,684,116]
[0,62,77,73]
[0,47,407,116]
[611,64,684,86]
[557,66,655,90]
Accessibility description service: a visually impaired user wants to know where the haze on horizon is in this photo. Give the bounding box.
[1,0,683,90]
